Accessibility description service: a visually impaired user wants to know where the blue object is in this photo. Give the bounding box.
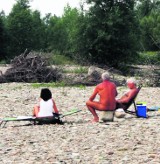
[136,105,147,118]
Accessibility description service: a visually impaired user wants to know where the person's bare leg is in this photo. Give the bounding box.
[86,100,107,122]
[86,102,99,122]
[33,105,39,117]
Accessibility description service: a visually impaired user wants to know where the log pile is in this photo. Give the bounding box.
[0,51,62,83]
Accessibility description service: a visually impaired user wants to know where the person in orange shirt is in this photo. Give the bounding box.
[86,72,117,122]
[116,78,138,109]
[33,88,59,117]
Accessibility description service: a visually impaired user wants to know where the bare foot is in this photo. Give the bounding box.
[90,118,99,123]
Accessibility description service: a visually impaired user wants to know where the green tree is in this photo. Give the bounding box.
[31,10,46,51]
[137,0,160,50]
[75,0,139,67]
[6,0,46,58]
[136,0,160,18]
[71,9,89,63]
[140,12,160,50]
[44,15,68,53]
[0,12,8,60]
[61,5,80,56]
[45,4,80,55]
[6,0,33,57]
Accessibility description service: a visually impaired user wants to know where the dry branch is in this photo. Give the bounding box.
[0,51,62,83]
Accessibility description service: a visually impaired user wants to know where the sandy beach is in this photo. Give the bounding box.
[0,82,160,163]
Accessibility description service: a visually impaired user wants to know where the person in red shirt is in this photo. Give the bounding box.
[116,78,138,109]
[86,72,117,122]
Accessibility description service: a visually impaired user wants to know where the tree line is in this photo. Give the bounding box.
[0,0,160,68]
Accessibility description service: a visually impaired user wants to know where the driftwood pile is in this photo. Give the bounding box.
[0,52,62,83]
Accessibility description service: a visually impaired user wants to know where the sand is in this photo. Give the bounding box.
[0,82,160,163]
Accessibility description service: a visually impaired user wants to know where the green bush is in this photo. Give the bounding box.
[51,54,76,65]
[137,51,160,65]
[0,60,7,64]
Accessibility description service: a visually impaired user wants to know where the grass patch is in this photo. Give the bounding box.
[31,82,66,88]
[63,67,88,74]
[31,82,86,89]
[73,84,86,89]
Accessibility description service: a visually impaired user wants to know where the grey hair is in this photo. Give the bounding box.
[101,72,110,80]
[126,78,137,84]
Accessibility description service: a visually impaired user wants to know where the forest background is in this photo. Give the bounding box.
[0,0,159,79]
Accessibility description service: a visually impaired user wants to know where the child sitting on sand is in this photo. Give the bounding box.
[33,88,59,117]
